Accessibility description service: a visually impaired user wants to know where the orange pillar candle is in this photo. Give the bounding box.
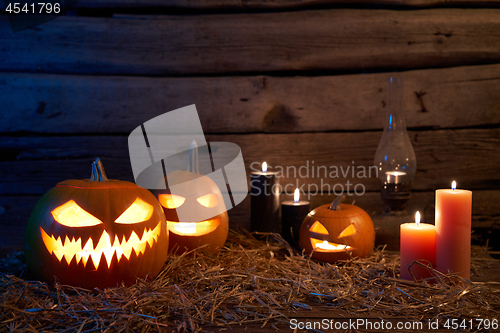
[400,212,436,280]
[435,181,472,279]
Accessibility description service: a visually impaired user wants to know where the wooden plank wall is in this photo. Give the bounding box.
[1,0,500,256]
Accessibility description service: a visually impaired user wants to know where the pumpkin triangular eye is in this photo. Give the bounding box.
[115,198,153,224]
[51,200,103,227]
[158,194,185,209]
[197,193,218,208]
[339,224,358,238]
[309,221,329,235]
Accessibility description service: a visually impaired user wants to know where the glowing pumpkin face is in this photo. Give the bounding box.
[299,197,375,263]
[24,159,168,289]
[152,169,229,255]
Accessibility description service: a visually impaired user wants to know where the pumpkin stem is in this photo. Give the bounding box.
[187,140,200,174]
[329,195,346,210]
[89,158,109,182]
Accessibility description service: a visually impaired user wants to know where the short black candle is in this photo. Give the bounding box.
[250,166,280,232]
[281,192,310,249]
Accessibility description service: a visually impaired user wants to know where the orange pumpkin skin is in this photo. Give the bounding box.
[299,203,375,263]
[24,160,168,289]
[151,170,229,255]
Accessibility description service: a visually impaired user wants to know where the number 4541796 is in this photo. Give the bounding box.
[6,3,61,14]
[444,318,498,330]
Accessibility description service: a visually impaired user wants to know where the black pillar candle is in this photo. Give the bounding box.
[250,162,280,232]
[281,189,310,249]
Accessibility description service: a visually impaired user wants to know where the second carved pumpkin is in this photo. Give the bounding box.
[299,197,375,263]
[151,142,229,254]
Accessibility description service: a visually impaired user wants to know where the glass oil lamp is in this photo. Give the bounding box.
[374,77,416,213]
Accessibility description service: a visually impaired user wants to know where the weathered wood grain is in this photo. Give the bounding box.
[1,9,500,75]
[1,128,499,195]
[2,64,500,134]
[2,190,498,254]
[73,0,500,9]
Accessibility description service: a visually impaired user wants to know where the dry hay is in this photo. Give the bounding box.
[1,229,499,332]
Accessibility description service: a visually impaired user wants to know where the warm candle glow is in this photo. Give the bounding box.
[415,211,420,226]
[173,222,197,234]
[315,240,349,251]
[167,219,220,236]
[385,171,407,184]
[262,162,267,173]
[294,188,300,203]
[318,240,334,250]
[452,180,456,190]
[386,171,406,176]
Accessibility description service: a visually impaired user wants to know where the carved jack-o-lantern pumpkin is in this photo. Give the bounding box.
[151,142,229,254]
[24,158,169,289]
[299,197,375,263]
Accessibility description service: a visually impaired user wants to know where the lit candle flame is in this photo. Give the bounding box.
[294,188,300,203]
[385,171,407,184]
[452,180,456,190]
[262,162,267,173]
[415,211,420,226]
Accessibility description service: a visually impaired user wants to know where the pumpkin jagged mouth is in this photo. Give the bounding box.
[40,222,161,269]
[167,217,220,236]
[311,238,354,252]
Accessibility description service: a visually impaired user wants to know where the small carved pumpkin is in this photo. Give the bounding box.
[151,142,229,255]
[24,158,168,289]
[299,196,375,263]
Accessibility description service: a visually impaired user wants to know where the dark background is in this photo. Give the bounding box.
[1,0,499,257]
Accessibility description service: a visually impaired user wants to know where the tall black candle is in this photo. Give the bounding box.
[250,162,280,232]
[281,188,310,249]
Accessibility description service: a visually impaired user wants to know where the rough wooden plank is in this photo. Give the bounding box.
[2,64,500,134]
[2,190,498,254]
[219,129,500,193]
[0,128,499,195]
[73,0,500,9]
[2,9,500,75]
[0,197,32,255]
